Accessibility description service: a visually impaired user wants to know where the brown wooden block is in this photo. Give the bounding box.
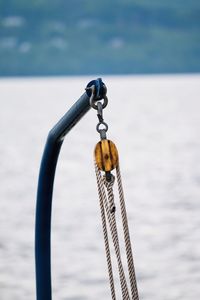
[94,139,119,171]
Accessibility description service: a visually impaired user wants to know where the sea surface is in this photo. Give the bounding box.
[0,75,200,300]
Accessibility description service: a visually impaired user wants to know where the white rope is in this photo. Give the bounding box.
[94,162,139,299]
[103,175,130,299]
[116,165,139,300]
[95,163,130,299]
[95,163,116,300]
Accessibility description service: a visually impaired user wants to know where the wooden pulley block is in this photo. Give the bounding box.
[94,139,119,172]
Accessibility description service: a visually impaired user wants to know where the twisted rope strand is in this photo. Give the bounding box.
[116,165,139,300]
[94,161,139,300]
[95,163,130,300]
[94,163,116,300]
[103,176,130,300]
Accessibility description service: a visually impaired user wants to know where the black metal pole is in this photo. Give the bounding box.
[35,79,106,300]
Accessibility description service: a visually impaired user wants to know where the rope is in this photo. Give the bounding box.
[116,165,139,300]
[94,162,139,300]
[95,163,116,300]
[95,163,130,299]
[103,176,130,300]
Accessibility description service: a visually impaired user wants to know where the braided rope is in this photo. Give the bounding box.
[94,162,139,300]
[103,176,130,300]
[94,163,116,300]
[95,163,130,300]
[116,165,139,300]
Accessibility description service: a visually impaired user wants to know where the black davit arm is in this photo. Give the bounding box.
[35,78,106,300]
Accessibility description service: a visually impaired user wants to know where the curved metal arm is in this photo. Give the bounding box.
[35,79,106,300]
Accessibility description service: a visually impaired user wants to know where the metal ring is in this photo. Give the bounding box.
[96,121,108,133]
[90,95,108,110]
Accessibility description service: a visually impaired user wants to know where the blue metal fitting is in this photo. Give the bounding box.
[85,78,107,99]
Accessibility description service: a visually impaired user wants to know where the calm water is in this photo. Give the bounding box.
[0,75,200,300]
